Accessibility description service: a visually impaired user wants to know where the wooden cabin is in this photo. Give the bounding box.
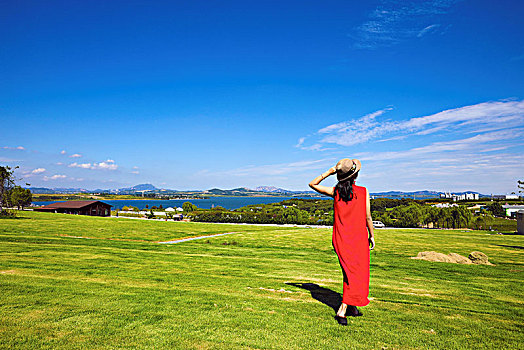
[35,200,112,217]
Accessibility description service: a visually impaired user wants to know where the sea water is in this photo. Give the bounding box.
[32,196,328,210]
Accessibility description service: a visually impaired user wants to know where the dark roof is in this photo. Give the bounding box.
[39,200,112,209]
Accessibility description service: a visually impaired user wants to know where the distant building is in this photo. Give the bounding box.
[493,194,519,200]
[34,201,112,217]
[502,205,524,218]
[432,203,458,208]
[440,192,479,201]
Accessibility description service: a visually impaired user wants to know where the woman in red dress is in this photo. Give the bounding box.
[309,158,375,326]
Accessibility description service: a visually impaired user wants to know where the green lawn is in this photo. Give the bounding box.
[1,211,522,349]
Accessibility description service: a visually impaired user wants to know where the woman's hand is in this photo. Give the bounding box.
[369,237,375,250]
[327,166,337,175]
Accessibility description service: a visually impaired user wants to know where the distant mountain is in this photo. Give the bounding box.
[27,187,58,194]
[253,186,289,193]
[26,184,489,199]
[52,187,90,193]
[28,187,89,194]
[205,187,255,196]
[231,187,252,192]
[371,190,441,197]
[118,183,158,192]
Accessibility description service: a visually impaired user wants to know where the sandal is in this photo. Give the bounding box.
[347,306,363,317]
[334,315,348,326]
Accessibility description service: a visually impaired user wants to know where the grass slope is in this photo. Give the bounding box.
[0,211,523,349]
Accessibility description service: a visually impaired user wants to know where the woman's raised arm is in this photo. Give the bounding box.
[309,167,336,197]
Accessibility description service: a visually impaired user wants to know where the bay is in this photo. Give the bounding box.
[32,196,328,210]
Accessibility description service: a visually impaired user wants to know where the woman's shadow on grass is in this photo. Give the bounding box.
[286,282,341,312]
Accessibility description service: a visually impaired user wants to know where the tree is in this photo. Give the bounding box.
[390,204,423,227]
[183,202,197,212]
[10,186,32,210]
[487,202,505,217]
[518,180,524,194]
[450,206,472,229]
[0,166,17,213]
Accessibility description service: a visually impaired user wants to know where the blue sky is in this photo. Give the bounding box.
[1,0,523,194]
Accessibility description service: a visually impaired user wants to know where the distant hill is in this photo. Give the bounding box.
[118,183,158,192]
[253,186,289,193]
[27,184,489,199]
[205,187,268,196]
[27,187,59,194]
[28,187,89,194]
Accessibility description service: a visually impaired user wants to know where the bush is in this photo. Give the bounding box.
[0,209,16,218]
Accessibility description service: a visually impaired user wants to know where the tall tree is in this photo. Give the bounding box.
[182,202,197,212]
[10,186,32,210]
[518,180,524,194]
[0,166,17,212]
[487,202,505,217]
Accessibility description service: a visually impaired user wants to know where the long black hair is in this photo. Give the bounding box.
[334,173,358,202]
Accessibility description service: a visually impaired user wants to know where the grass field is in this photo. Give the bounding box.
[1,211,523,349]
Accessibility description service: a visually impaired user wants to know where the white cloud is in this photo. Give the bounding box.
[2,146,25,150]
[131,171,140,174]
[300,144,328,151]
[354,1,457,49]
[317,108,395,146]
[43,174,67,181]
[297,107,395,148]
[60,150,67,155]
[300,99,524,149]
[401,99,524,131]
[356,129,523,162]
[69,162,92,169]
[417,24,440,37]
[31,168,46,174]
[296,99,524,193]
[68,160,119,170]
[70,153,82,158]
[295,137,306,148]
[296,136,332,151]
[95,161,118,170]
[358,150,524,193]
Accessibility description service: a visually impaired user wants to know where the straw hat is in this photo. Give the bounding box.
[336,158,361,182]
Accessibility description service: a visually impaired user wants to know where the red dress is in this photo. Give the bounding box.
[332,185,370,306]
